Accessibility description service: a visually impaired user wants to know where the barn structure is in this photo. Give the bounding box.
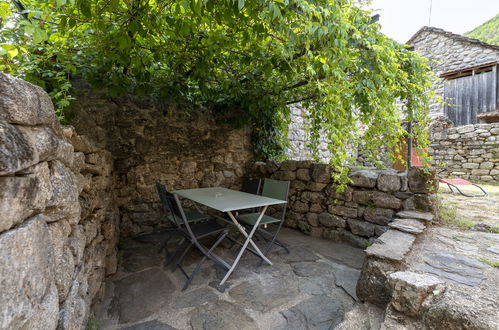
[407,26,499,125]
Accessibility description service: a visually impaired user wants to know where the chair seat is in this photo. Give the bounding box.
[236,213,281,226]
[180,219,227,239]
[168,208,208,224]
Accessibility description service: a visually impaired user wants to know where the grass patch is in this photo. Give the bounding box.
[477,257,499,268]
[457,219,474,230]
[436,196,458,224]
[486,226,499,234]
[85,320,101,330]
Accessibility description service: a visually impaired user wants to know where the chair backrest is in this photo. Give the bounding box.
[262,178,290,203]
[241,177,261,195]
[155,182,183,227]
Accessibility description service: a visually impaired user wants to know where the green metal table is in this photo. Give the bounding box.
[174,187,286,285]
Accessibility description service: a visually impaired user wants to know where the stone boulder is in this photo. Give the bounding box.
[377,171,401,192]
[0,121,37,175]
[0,73,57,127]
[388,271,444,317]
[408,167,437,193]
[349,170,379,188]
[0,215,58,329]
[0,162,51,232]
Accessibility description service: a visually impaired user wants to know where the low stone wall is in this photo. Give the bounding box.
[0,73,118,329]
[429,121,499,182]
[71,83,253,236]
[251,160,436,248]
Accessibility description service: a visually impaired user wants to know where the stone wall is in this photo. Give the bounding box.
[70,83,253,236]
[0,73,118,329]
[408,27,499,118]
[286,105,332,162]
[251,160,436,248]
[429,119,499,181]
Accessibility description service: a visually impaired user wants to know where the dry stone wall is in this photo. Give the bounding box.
[0,73,118,330]
[287,105,332,162]
[429,119,499,181]
[251,160,437,248]
[70,82,253,236]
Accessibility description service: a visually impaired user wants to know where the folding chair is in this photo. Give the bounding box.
[166,191,230,290]
[156,183,209,264]
[241,177,261,195]
[236,178,290,265]
[439,178,487,197]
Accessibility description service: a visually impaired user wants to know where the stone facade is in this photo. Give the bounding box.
[0,73,118,329]
[407,27,499,118]
[70,83,253,236]
[286,105,332,162]
[429,118,499,181]
[251,160,437,248]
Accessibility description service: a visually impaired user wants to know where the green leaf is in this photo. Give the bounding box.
[238,0,245,11]
[33,28,47,44]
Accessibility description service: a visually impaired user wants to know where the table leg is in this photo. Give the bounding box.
[220,206,272,285]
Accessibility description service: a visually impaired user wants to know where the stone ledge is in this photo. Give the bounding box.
[389,218,426,234]
[396,210,434,222]
[365,230,416,262]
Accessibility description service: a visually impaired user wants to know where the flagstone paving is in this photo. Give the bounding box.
[91,228,372,330]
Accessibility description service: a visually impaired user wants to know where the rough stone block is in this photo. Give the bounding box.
[0,215,58,330]
[377,172,401,192]
[352,190,372,204]
[310,164,331,183]
[292,200,309,213]
[347,219,375,237]
[280,160,298,171]
[306,213,319,226]
[46,160,81,223]
[0,121,37,175]
[356,258,397,307]
[272,170,296,181]
[363,207,394,225]
[296,168,310,181]
[329,205,358,218]
[372,191,402,209]
[301,191,324,203]
[318,213,346,228]
[0,162,51,232]
[389,271,444,316]
[349,170,378,188]
[0,73,57,127]
[408,167,437,193]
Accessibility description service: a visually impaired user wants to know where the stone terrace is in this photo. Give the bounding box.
[91,228,384,330]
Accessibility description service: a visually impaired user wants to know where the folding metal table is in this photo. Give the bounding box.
[174,187,286,285]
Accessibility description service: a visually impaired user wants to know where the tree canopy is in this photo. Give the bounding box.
[464,13,499,46]
[0,0,434,180]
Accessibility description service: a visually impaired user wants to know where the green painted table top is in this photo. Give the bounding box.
[174,187,286,212]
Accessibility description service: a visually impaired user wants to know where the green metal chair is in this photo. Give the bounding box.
[236,178,290,264]
[156,182,209,264]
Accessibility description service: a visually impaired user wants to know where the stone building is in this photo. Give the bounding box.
[407,27,499,182]
[407,26,499,122]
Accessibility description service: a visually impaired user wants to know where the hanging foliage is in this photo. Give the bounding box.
[0,0,434,180]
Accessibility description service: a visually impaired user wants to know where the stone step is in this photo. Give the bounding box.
[396,210,434,222]
[366,229,416,262]
[389,218,426,234]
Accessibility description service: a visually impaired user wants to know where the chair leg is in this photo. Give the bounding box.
[158,230,175,256]
[172,241,193,272]
[182,232,228,291]
[165,237,186,266]
[256,223,288,267]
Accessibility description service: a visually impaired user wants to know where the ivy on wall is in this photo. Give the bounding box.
[0,0,434,180]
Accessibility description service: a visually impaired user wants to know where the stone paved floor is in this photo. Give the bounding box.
[91,228,377,330]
